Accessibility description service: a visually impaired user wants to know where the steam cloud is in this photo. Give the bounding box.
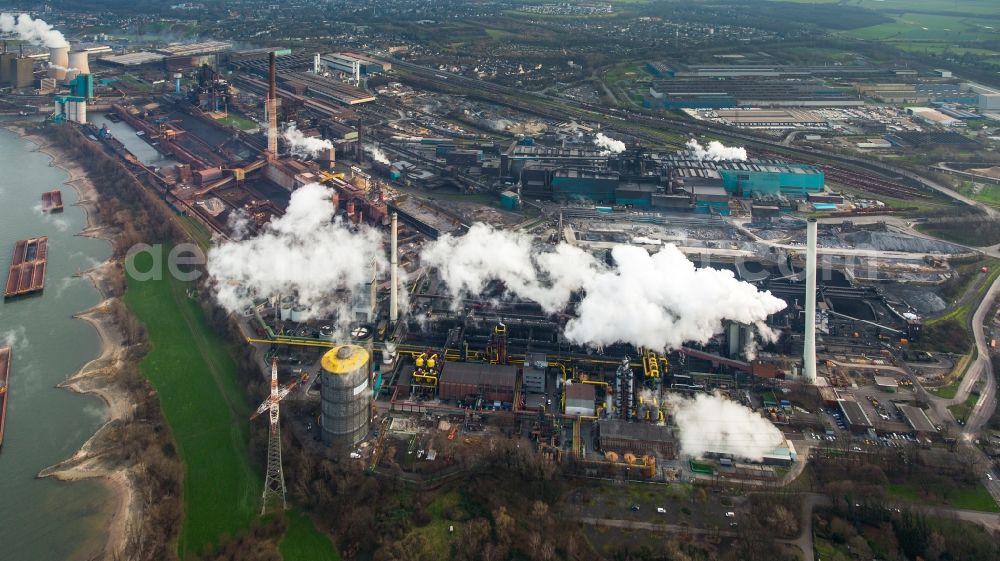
[366,144,390,165]
[685,138,747,161]
[668,392,785,461]
[282,124,333,159]
[207,183,385,325]
[422,225,786,350]
[593,132,626,154]
[0,13,68,48]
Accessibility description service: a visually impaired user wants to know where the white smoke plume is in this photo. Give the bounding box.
[0,13,69,48]
[422,225,786,350]
[593,132,626,154]
[225,209,253,240]
[668,392,785,461]
[685,138,747,161]
[564,244,785,349]
[422,223,599,314]
[207,183,385,325]
[366,144,390,165]
[282,124,333,159]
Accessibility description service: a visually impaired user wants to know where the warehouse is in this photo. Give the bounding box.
[564,383,596,417]
[837,399,873,433]
[874,376,898,392]
[598,419,675,458]
[438,362,517,403]
[899,404,938,437]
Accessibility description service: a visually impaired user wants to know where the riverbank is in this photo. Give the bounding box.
[10,125,140,560]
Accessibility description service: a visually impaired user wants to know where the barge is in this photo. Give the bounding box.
[4,236,48,298]
[41,190,64,212]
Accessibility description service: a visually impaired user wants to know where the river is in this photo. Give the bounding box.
[0,125,115,560]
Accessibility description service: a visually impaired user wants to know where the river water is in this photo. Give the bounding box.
[0,125,115,560]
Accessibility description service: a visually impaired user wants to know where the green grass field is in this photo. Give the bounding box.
[215,113,260,132]
[279,511,342,561]
[948,392,981,423]
[959,182,1000,208]
[889,482,1000,512]
[126,248,260,556]
[125,246,342,558]
[843,13,1000,41]
[930,377,962,399]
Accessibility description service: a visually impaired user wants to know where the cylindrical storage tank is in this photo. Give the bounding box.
[67,51,90,80]
[290,304,307,323]
[320,345,371,447]
[49,47,69,80]
[279,296,294,321]
[68,99,86,124]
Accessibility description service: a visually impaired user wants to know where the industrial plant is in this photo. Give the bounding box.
[3,6,1000,561]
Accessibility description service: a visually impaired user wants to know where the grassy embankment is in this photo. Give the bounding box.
[928,348,976,398]
[125,248,339,560]
[125,249,259,556]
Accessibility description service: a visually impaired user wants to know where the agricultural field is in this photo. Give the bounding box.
[843,13,1000,41]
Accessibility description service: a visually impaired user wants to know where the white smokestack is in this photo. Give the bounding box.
[390,212,399,325]
[803,218,817,383]
[685,138,747,161]
[593,132,625,154]
[48,46,68,81]
[0,13,69,47]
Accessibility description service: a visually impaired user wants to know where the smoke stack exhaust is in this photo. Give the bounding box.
[390,212,399,325]
[803,218,817,383]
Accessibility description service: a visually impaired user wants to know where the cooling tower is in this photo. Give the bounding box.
[48,46,68,80]
[67,51,89,80]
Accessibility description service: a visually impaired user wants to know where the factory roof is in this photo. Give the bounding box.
[837,399,873,428]
[565,383,596,401]
[599,419,674,443]
[899,405,937,433]
[874,376,898,389]
[100,51,166,66]
[284,72,376,105]
[511,145,608,158]
[156,41,233,56]
[440,362,517,388]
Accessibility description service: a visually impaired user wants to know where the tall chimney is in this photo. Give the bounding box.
[390,212,399,325]
[803,218,818,383]
[266,52,278,158]
[268,51,276,100]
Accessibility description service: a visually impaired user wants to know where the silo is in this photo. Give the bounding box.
[279,296,294,321]
[48,46,69,81]
[319,345,371,447]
